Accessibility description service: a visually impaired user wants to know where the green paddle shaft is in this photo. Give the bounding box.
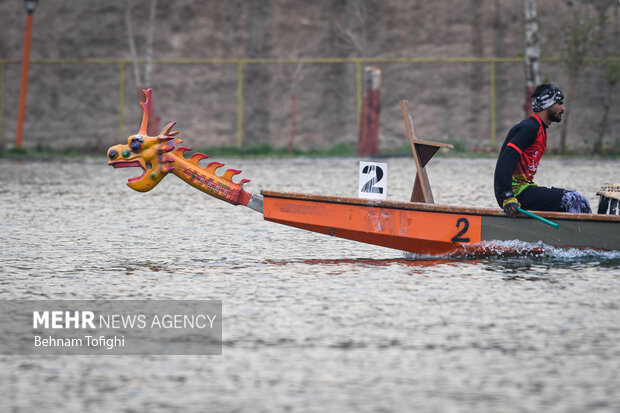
[517,207,560,229]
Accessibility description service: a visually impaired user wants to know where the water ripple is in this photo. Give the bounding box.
[1,157,619,412]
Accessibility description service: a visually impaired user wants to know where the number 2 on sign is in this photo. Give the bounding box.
[358,161,387,200]
[361,164,384,194]
[451,217,471,243]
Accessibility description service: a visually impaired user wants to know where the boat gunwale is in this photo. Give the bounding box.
[261,190,620,223]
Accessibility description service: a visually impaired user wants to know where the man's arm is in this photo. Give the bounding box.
[493,121,538,215]
[494,148,521,217]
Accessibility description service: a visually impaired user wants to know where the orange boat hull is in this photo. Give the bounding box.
[263,193,482,255]
[261,190,620,255]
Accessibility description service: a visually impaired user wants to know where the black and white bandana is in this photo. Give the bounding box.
[532,85,564,112]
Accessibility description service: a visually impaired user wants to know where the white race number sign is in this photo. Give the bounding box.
[358,162,387,200]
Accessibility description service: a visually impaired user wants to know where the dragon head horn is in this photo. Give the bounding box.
[159,121,179,139]
[138,88,152,136]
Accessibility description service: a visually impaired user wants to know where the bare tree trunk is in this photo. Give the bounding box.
[319,0,348,148]
[559,74,575,154]
[125,0,141,87]
[244,0,271,146]
[273,44,306,155]
[335,0,375,146]
[593,61,620,154]
[340,0,372,59]
[524,0,540,118]
[470,0,484,139]
[125,0,159,135]
[592,3,616,155]
[594,84,612,154]
[558,8,603,154]
[492,0,506,142]
[144,0,158,87]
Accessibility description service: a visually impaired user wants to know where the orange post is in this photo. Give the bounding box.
[15,12,34,148]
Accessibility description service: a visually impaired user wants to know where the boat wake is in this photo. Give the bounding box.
[404,240,620,261]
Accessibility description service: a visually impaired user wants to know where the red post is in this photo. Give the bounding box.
[15,11,34,148]
[357,67,381,156]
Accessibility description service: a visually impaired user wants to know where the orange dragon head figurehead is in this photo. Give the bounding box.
[107,89,252,206]
[107,89,180,192]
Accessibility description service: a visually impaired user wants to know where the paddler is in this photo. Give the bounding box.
[494,84,592,218]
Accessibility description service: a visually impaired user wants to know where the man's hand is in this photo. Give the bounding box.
[502,197,520,218]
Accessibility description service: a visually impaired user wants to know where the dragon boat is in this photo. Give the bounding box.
[107,89,620,256]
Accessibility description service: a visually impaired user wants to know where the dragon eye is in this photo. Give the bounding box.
[130,138,143,152]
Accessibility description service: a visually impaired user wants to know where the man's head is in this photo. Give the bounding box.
[532,84,565,123]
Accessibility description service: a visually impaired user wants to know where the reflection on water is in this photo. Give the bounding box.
[1,157,619,412]
[266,257,483,267]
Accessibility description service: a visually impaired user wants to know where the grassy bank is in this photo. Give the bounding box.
[1,141,617,160]
[0,142,359,159]
[0,140,478,159]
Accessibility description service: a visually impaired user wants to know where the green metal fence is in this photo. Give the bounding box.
[0,56,617,150]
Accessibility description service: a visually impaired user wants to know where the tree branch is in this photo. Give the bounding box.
[125,0,142,87]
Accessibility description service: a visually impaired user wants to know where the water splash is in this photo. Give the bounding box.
[404,240,620,262]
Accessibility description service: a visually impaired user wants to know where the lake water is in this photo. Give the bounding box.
[1,156,619,412]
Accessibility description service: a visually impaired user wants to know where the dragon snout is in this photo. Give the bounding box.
[107,146,132,162]
[107,143,166,192]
